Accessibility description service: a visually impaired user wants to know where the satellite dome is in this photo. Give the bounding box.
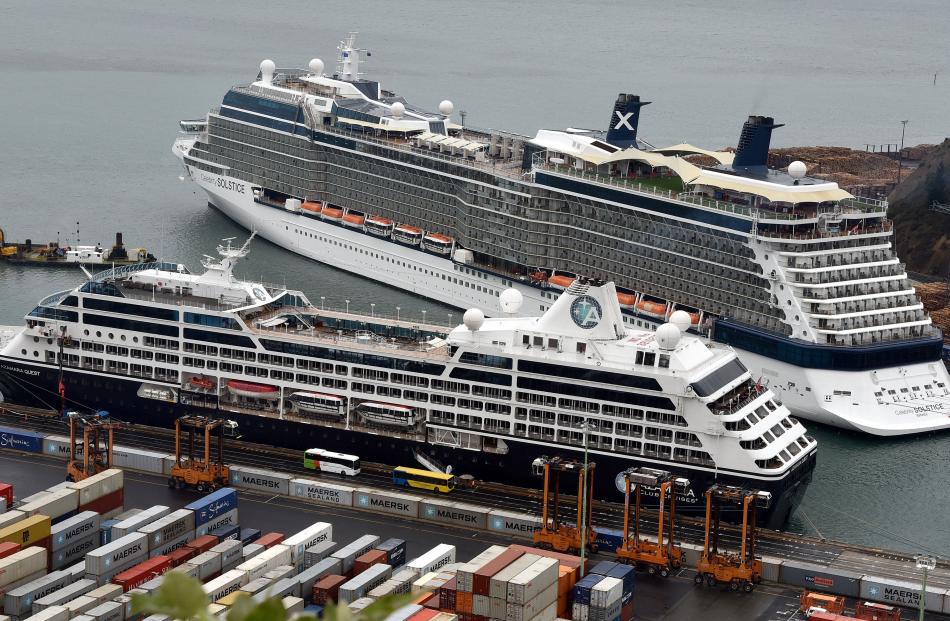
[308,58,324,75]
[260,59,276,83]
[669,310,692,333]
[439,100,454,116]
[788,160,807,179]
[655,323,682,351]
[390,101,406,118]
[463,308,485,332]
[499,288,524,314]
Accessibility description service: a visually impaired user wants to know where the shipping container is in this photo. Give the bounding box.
[251,576,298,602]
[489,554,541,600]
[487,511,541,538]
[0,427,45,454]
[860,575,946,613]
[506,545,584,570]
[408,545,456,577]
[86,533,148,576]
[150,530,195,558]
[456,546,508,593]
[243,543,265,560]
[590,577,623,608]
[0,515,51,547]
[22,605,70,621]
[69,471,123,507]
[32,579,96,613]
[339,564,393,604]
[229,468,290,495]
[304,540,337,568]
[354,490,419,519]
[80,490,124,518]
[203,569,250,602]
[508,557,559,605]
[185,489,238,528]
[210,540,243,570]
[51,533,99,570]
[18,489,79,523]
[0,483,13,510]
[209,524,240,543]
[264,566,295,582]
[111,448,168,474]
[196,510,239,538]
[50,511,100,551]
[167,546,197,567]
[282,596,304,615]
[175,562,200,579]
[0,541,20,559]
[591,529,624,555]
[99,520,119,547]
[85,601,123,621]
[472,549,524,596]
[778,561,862,598]
[139,510,195,550]
[86,583,122,604]
[112,556,172,592]
[354,550,388,575]
[290,479,354,506]
[240,578,273,595]
[112,506,171,540]
[374,538,407,569]
[284,522,332,561]
[296,558,344,604]
[572,574,601,606]
[189,551,223,581]
[331,536,380,576]
[420,500,488,531]
[506,583,556,621]
[137,575,167,594]
[114,594,134,621]
[239,529,261,545]
[347,598,374,613]
[236,545,292,581]
[63,594,99,617]
[0,510,26,532]
[601,564,634,606]
[3,570,72,618]
[0,547,47,589]
[186,535,219,555]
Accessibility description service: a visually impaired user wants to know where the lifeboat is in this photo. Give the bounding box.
[616,292,637,308]
[529,270,548,283]
[365,216,394,237]
[321,207,344,223]
[547,274,577,290]
[421,232,454,255]
[189,376,215,391]
[227,380,280,400]
[342,212,366,229]
[301,201,323,215]
[393,224,423,246]
[636,299,669,318]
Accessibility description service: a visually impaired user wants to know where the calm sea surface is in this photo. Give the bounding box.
[0,0,948,554]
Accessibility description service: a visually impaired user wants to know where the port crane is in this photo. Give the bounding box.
[168,415,231,492]
[531,456,598,554]
[66,411,124,482]
[615,467,690,577]
[695,484,771,592]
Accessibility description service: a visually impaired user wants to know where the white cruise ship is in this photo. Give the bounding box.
[172,34,950,436]
[0,236,815,527]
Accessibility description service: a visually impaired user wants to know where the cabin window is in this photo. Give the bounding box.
[576,342,587,354]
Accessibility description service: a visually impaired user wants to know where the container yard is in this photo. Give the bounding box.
[0,423,948,621]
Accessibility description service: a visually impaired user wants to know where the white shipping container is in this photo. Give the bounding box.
[111,506,171,540]
[32,579,96,613]
[242,544,265,560]
[487,510,542,538]
[210,540,243,568]
[51,511,100,551]
[382,603,422,621]
[290,479,354,506]
[150,530,195,558]
[113,594,133,621]
[69,470,123,506]
[454,545,508,593]
[353,490,419,518]
[294,557,342,603]
[860,575,946,613]
[239,578,273,595]
[190,551,223,581]
[281,596,304,615]
[505,583,556,621]
[86,583,122,604]
[407,544,456,576]
[51,533,99,570]
[138,510,194,549]
[229,467,291,495]
[22,605,70,621]
[331,536,379,575]
[263,566,295,582]
[195,509,239,537]
[507,557,559,605]
[175,563,200,579]
[489,554,541,599]
[590,577,623,608]
[347,598,375,613]
[18,489,79,521]
[64,595,98,617]
[420,500,488,530]
[303,540,336,567]
[203,569,249,602]
[472,594,491,617]
[338,564,392,604]
[86,601,123,621]
[0,548,48,589]
[85,533,148,576]
[0,510,26,531]
[490,596,508,619]
[283,522,332,561]
[110,448,168,474]
[3,570,72,618]
[236,545,291,581]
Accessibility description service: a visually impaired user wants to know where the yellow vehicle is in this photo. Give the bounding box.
[392,466,456,493]
[694,485,771,592]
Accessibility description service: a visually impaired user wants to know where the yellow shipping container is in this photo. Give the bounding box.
[0,514,52,546]
[215,592,244,607]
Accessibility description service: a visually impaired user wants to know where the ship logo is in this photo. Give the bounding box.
[570,296,602,329]
[614,111,634,130]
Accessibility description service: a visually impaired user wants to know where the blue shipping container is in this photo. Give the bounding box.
[376,538,407,567]
[589,560,620,577]
[100,519,119,546]
[240,528,261,544]
[0,426,45,453]
[304,605,323,619]
[185,488,238,527]
[572,574,601,605]
[593,529,624,554]
[210,524,240,541]
[605,563,636,604]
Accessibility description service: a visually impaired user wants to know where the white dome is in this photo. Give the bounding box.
[308,58,324,75]
[788,160,807,179]
[390,101,406,118]
[499,288,524,314]
[439,100,454,116]
[655,323,682,351]
[463,308,485,332]
[260,59,276,83]
[669,310,692,333]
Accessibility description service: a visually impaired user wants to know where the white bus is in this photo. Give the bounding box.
[303,448,361,476]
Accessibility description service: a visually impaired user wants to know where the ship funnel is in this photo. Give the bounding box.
[605,94,650,149]
[732,115,783,169]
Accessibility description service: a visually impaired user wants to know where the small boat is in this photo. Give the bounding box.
[616,292,637,308]
[393,224,423,246]
[637,298,669,318]
[343,211,366,229]
[321,207,344,223]
[547,272,577,290]
[301,201,323,214]
[365,216,394,237]
[227,380,280,400]
[529,270,549,283]
[356,401,416,428]
[421,232,454,256]
[189,376,215,390]
[289,391,346,416]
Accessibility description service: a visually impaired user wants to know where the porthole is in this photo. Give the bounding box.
[21,349,26,355]
[96,331,102,337]
[120,335,126,342]
[33,336,39,343]
[133,336,139,343]
[84,329,89,336]
[33,351,39,357]
[108,333,114,339]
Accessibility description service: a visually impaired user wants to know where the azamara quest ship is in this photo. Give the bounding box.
[0,235,814,527]
[173,34,950,436]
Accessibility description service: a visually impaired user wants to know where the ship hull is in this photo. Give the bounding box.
[186,166,950,437]
[0,357,813,530]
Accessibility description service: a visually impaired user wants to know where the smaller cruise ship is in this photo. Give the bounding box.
[0,236,816,527]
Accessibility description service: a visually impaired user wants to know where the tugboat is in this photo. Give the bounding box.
[0,231,154,267]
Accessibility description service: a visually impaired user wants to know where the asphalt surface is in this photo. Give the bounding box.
[5,451,948,621]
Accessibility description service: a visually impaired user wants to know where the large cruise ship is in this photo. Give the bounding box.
[173,34,950,436]
[0,236,815,527]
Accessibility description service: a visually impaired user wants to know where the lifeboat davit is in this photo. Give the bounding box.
[301,201,323,214]
[365,216,394,237]
[548,274,577,289]
[343,212,366,228]
[616,292,637,308]
[321,207,344,223]
[227,380,280,400]
[189,376,215,390]
[637,299,669,318]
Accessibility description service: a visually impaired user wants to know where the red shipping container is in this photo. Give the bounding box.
[456,592,473,614]
[506,545,584,570]
[313,575,347,605]
[0,483,12,510]
[621,601,634,621]
[113,555,172,592]
[186,534,219,554]
[472,548,523,596]
[353,549,387,575]
[168,546,197,567]
[0,541,21,560]
[408,609,440,621]
[255,532,285,549]
[438,577,456,611]
[80,488,124,515]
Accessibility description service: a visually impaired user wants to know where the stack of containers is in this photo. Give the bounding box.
[49,511,101,570]
[454,546,508,616]
[338,564,392,604]
[283,522,332,571]
[111,506,170,540]
[184,550,223,581]
[353,550,387,574]
[584,562,634,621]
[589,578,622,621]
[3,569,74,618]
[331,536,379,577]
[0,548,47,601]
[505,556,559,621]
[138,510,195,558]
[210,540,243,574]
[236,544,292,581]
[84,533,148,586]
[0,516,52,552]
[486,553,541,618]
[303,541,336,568]
[185,489,238,538]
[69,470,124,518]
[313,575,347,605]
[368,567,418,599]
[407,545,456,577]
[17,489,79,525]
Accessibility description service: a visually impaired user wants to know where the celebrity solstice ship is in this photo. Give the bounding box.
[173,34,949,436]
[0,235,814,526]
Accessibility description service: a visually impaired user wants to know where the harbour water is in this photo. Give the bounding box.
[0,0,947,555]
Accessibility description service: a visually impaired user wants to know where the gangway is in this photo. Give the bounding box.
[615,467,690,577]
[695,484,771,592]
[531,456,597,554]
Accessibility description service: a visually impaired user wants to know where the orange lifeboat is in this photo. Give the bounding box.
[365,216,394,237]
[321,207,344,222]
[343,212,366,228]
[189,376,214,390]
[529,270,549,283]
[301,201,323,214]
[548,274,576,289]
[637,299,668,317]
[616,292,637,308]
[226,380,279,400]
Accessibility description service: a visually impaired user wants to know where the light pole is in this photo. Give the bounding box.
[422,310,427,324]
[897,120,909,183]
[448,313,453,327]
[915,554,936,621]
[371,303,376,319]
[320,296,325,311]
[345,299,350,314]
[396,306,401,322]
[579,421,591,577]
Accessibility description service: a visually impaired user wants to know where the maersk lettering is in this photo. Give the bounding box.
[505,520,540,533]
[65,538,96,557]
[370,498,410,511]
[304,487,344,504]
[216,178,246,194]
[112,543,143,562]
[882,587,920,606]
[430,556,451,571]
[242,475,280,488]
[63,521,95,541]
[437,509,477,523]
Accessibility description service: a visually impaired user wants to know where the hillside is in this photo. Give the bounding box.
[916,282,950,344]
